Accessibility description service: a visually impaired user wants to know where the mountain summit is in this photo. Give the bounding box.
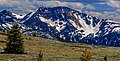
[0,6,120,47]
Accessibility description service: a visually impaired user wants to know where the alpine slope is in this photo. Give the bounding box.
[0,6,120,47]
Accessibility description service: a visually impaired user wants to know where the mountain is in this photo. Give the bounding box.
[0,6,120,47]
[0,10,30,32]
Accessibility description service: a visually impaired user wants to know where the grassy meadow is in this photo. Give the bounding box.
[0,33,120,61]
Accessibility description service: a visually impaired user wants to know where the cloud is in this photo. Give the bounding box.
[85,4,95,10]
[0,0,6,3]
[85,11,120,21]
[85,11,102,16]
[0,0,37,13]
[0,0,84,13]
[116,9,120,13]
[34,1,84,12]
[59,0,107,3]
[107,0,120,8]
[0,0,119,22]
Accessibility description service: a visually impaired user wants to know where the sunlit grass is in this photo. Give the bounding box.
[0,34,119,61]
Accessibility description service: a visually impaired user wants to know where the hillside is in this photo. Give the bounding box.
[0,33,120,61]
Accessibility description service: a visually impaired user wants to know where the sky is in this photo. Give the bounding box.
[0,0,120,21]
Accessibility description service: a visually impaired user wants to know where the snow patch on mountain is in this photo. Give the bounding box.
[68,14,101,37]
[39,17,67,32]
[12,13,25,19]
[21,12,35,23]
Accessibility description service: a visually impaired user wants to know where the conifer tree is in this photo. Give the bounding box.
[33,33,37,37]
[4,23,24,54]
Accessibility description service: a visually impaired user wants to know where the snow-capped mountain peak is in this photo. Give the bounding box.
[0,6,120,47]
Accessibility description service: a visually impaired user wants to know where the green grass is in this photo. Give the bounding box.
[0,34,120,61]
